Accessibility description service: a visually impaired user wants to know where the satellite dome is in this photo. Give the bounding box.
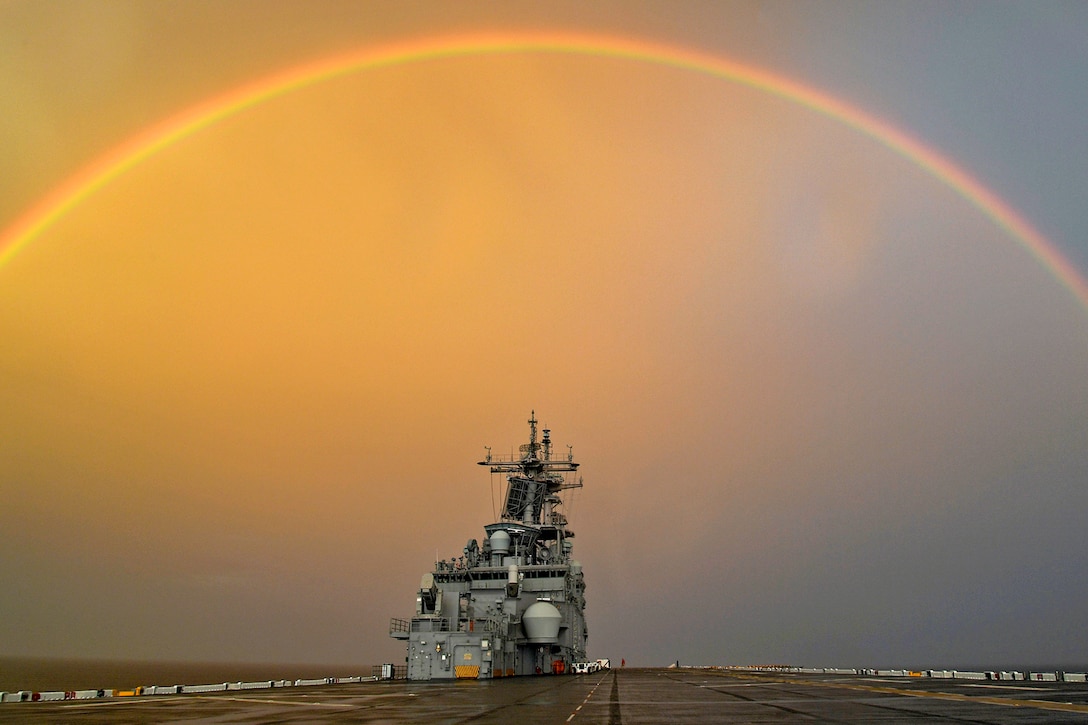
[522,601,562,643]
[489,529,511,555]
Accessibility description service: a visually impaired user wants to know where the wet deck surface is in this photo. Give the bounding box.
[4,668,1088,723]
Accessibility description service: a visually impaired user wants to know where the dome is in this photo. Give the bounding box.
[522,601,562,644]
[489,529,511,555]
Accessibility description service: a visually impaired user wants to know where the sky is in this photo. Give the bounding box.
[1,1,1086,671]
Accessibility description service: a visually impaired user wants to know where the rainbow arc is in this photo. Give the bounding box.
[2,30,1085,310]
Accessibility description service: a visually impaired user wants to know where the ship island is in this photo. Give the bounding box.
[389,412,587,680]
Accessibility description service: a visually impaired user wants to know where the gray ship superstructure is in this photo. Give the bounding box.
[390,413,587,680]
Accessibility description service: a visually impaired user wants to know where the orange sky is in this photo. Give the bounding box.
[2,2,1087,670]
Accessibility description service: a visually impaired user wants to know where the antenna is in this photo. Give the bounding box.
[528,410,538,458]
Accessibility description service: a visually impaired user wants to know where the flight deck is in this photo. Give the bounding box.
[4,667,1088,724]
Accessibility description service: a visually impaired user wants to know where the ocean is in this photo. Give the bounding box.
[0,657,377,693]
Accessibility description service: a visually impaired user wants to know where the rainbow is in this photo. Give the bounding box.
[2,30,1086,310]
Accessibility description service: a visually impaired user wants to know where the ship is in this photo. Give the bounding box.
[389,412,588,680]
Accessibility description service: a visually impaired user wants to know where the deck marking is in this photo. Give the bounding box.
[609,671,622,725]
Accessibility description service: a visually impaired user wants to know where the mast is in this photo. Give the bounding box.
[478,411,581,526]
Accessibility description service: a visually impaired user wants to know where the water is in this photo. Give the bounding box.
[0,657,376,693]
